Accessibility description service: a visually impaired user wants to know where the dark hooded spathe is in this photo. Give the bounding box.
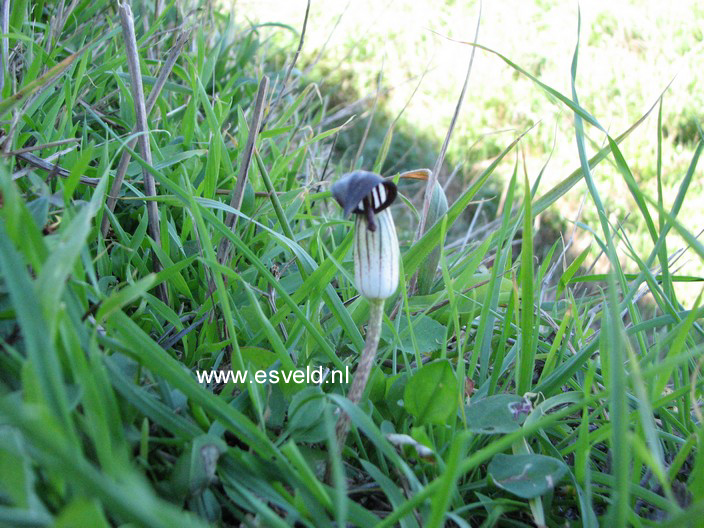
[331,170,397,217]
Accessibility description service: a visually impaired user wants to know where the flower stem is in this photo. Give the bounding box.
[345,299,384,408]
[328,298,385,480]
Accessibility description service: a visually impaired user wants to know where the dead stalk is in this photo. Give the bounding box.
[351,64,383,171]
[117,0,166,302]
[265,0,310,125]
[101,28,190,237]
[215,75,269,267]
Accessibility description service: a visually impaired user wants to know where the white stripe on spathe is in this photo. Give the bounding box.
[377,184,386,208]
[353,206,399,300]
[356,183,387,213]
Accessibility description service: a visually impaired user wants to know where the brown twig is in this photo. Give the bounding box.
[101,28,190,237]
[265,0,310,127]
[11,151,101,185]
[8,138,80,156]
[215,75,270,267]
[117,0,166,303]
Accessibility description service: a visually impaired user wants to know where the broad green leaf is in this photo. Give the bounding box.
[287,387,327,443]
[170,435,226,499]
[466,394,528,434]
[381,314,446,355]
[488,453,567,499]
[403,360,458,425]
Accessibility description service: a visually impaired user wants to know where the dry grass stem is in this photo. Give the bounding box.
[101,28,190,237]
[266,0,310,124]
[117,0,166,302]
[351,64,383,171]
[8,138,80,156]
[416,1,482,242]
[216,75,270,267]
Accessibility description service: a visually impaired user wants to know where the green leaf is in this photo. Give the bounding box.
[466,394,528,434]
[360,460,420,528]
[287,387,327,443]
[403,360,458,425]
[517,172,535,395]
[105,311,277,460]
[95,274,157,322]
[240,346,278,372]
[36,176,106,322]
[241,281,296,373]
[55,498,110,528]
[26,196,49,228]
[259,125,294,139]
[170,435,226,499]
[65,143,93,202]
[0,222,75,435]
[690,428,704,502]
[0,427,45,513]
[557,245,590,299]
[381,314,445,355]
[488,453,567,499]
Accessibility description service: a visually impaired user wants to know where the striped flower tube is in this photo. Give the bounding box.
[332,171,400,300]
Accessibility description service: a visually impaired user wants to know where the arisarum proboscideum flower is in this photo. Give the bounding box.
[332,170,400,300]
[329,170,400,458]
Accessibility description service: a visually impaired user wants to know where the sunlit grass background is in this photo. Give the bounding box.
[235,0,704,301]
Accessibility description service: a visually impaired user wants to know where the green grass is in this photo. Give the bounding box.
[0,1,703,526]
[250,0,704,304]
